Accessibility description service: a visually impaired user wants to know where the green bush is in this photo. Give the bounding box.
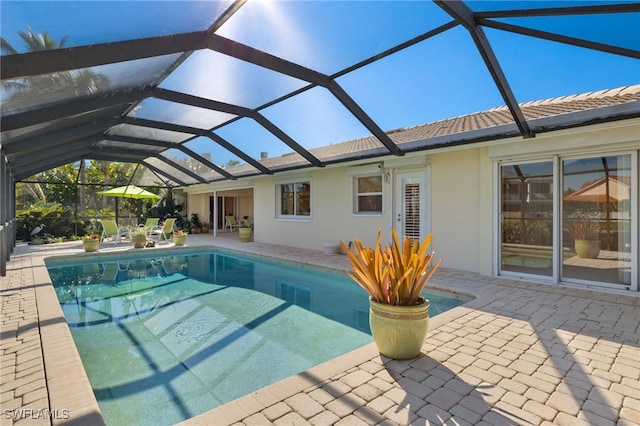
[30,236,45,245]
[16,203,114,241]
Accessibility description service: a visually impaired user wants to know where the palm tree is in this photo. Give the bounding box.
[1,25,68,53]
[3,26,110,205]
[1,26,109,107]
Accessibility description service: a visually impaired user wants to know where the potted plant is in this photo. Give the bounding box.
[82,233,100,252]
[171,255,188,270]
[567,214,600,259]
[238,219,253,242]
[190,213,201,234]
[201,222,210,233]
[341,229,441,359]
[173,230,187,246]
[130,227,147,249]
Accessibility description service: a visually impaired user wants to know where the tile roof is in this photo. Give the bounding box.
[228,85,640,176]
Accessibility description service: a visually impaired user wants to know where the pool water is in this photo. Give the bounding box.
[46,250,468,426]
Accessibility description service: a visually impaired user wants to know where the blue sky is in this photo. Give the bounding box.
[2,1,639,165]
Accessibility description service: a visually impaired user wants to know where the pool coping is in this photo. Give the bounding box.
[29,249,107,426]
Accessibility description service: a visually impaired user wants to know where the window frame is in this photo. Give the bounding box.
[275,179,312,220]
[353,174,384,215]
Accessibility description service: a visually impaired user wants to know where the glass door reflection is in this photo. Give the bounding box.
[501,162,554,276]
[562,155,632,286]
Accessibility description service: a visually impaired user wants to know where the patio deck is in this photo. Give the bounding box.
[1,232,639,426]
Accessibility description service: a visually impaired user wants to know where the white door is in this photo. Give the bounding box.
[395,171,428,242]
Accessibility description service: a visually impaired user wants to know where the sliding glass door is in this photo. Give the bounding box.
[500,152,637,290]
[562,155,632,286]
[501,162,554,277]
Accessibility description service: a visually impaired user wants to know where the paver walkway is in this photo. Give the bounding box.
[1,234,639,425]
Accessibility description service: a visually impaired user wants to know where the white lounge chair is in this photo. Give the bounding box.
[99,219,129,245]
[149,218,176,244]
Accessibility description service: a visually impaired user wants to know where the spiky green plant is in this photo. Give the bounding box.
[567,214,600,240]
[341,229,441,306]
[30,236,45,245]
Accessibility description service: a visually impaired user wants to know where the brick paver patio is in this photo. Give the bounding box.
[1,234,639,425]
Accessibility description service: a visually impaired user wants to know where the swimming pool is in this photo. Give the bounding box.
[46,249,469,426]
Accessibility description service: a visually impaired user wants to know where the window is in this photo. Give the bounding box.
[277,181,310,217]
[354,175,382,214]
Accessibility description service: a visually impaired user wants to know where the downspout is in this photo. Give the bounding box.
[387,167,394,237]
[601,157,611,251]
[75,160,84,236]
[213,190,217,238]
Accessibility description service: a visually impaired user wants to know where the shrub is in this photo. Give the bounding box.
[341,229,441,306]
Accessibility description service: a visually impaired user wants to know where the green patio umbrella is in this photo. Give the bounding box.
[98,185,161,200]
[97,185,161,224]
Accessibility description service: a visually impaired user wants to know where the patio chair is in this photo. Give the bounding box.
[100,219,129,245]
[148,218,176,244]
[225,215,238,232]
[139,217,159,236]
[101,261,120,286]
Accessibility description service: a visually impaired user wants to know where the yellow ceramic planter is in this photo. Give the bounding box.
[173,234,187,246]
[131,234,147,248]
[82,239,99,252]
[369,298,429,360]
[238,227,252,242]
[574,239,600,259]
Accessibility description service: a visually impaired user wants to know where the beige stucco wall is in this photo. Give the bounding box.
[186,149,495,274]
[183,119,639,277]
[190,147,496,274]
[429,147,493,274]
[254,168,390,251]
[236,188,254,222]
[187,193,209,225]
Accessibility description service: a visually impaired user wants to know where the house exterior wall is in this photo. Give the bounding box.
[187,193,208,228]
[429,147,491,274]
[236,189,254,223]
[249,148,493,274]
[254,168,390,250]
[184,119,639,282]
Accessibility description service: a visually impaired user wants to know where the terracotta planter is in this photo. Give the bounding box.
[574,239,600,259]
[238,227,252,242]
[82,239,99,252]
[369,298,429,360]
[131,234,147,249]
[173,234,187,246]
